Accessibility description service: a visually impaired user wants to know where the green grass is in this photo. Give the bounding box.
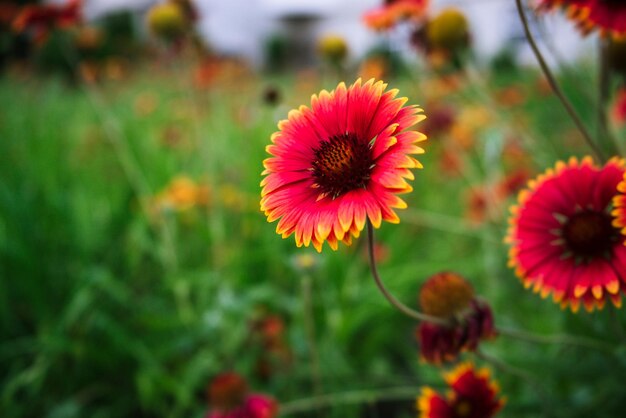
[1,61,625,418]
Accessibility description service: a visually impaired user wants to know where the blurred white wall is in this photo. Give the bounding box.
[79,0,595,67]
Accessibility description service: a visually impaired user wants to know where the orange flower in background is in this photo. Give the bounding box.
[538,0,626,38]
[261,79,426,252]
[416,272,496,364]
[465,186,490,225]
[358,56,388,81]
[417,363,505,418]
[507,157,626,312]
[153,176,210,213]
[194,58,221,90]
[363,0,429,31]
[13,0,81,45]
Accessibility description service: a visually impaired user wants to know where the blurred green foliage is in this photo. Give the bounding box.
[0,59,625,418]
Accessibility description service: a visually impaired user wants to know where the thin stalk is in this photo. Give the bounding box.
[515,0,605,161]
[366,220,448,325]
[598,37,619,156]
[497,326,615,353]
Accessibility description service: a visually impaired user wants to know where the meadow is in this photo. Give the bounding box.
[2,55,625,418]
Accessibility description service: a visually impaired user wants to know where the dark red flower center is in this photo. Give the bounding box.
[455,400,472,416]
[562,210,618,259]
[311,133,373,198]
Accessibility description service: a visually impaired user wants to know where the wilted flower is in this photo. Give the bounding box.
[261,79,426,251]
[417,363,505,418]
[507,157,626,311]
[416,272,496,364]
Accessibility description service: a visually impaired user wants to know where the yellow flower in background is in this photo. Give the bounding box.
[146,1,187,41]
[317,34,348,65]
[426,8,470,52]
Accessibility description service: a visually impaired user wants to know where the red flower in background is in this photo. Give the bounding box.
[417,363,505,418]
[206,372,278,418]
[416,272,496,364]
[612,88,626,126]
[363,0,429,31]
[538,0,626,38]
[507,157,626,312]
[13,0,81,44]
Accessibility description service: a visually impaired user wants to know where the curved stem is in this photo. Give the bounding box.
[366,220,448,325]
[515,0,605,161]
[497,326,615,353]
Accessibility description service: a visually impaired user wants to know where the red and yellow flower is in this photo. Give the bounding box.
[261,79,426,251]
[538,0,626,38]
[206,372,278,418]
[507,157,626,312]
[417,363,505,418]
[13,0,81,45]
[416,272,496,364]
[363,0,429,31]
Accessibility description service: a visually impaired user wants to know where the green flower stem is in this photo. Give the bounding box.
[497,326,615,353]
[279,385,427,416]
[515,0,606,161]
[366,220,448,326]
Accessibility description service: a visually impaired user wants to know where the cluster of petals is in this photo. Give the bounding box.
[416,272,496,363]
[417,363,505,418]
[261,78,426,252]
[363,0,429,31]
[417,299,496,364]
[206,372,277,418]
[613,172,626,241]
[507,156,626,312]
[538,0,626,38]
[12,0,81,44]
